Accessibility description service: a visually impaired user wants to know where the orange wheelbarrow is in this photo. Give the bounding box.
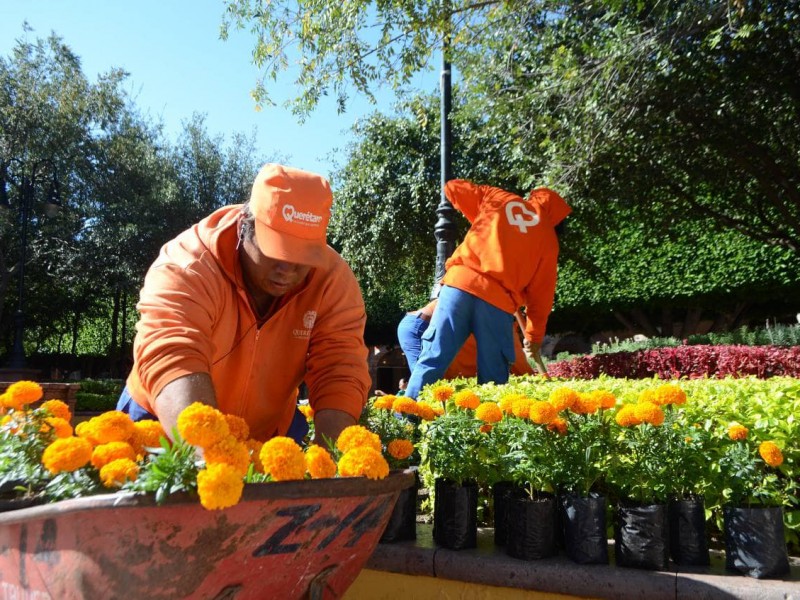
[0,469,414,599]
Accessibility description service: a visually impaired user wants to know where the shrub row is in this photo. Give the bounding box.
[548,345,800,379]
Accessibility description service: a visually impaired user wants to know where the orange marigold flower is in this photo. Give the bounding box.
[591,390,617,410]
[453,390,481,410]
[759,441,784,467]
[336,425,382,454]
[197,463,244,510]
[634,401,665,426]
[615,405,641,427]
[415,401,437,421]
[91,441,136,469]
[572,393,601,415]
[74,420,97,444]
[638,388,660,405]
[529,401,558,424]
[372,396,395,410]
[337,447,389,480]
[387,439,414,460]
[246,439,265,473]
[547,417,568,435]
[42,437,93,474]
[205,436,251,477]
[430,384,455,403]
[260,436,306,481]
[727,424,749,441]
[305,445,337,479]
[549,387,579,411]
[298,404,315,420]
[655,384,687,406]
[392,397,419,416]
[3,381,43,409]
[39,399,72,421]
[43,417,73,439]
[475,402,503,424]
[479,424,493,434]
[498,394,525,414]
[223,414,250,441]
[99,458,139,488]
[131,420,167,453]
[511,397,531,419]
[176,403,230,448]
[86,411,136,444]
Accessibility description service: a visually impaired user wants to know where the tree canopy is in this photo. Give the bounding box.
[226,0,800,254]
[1,32,266,368]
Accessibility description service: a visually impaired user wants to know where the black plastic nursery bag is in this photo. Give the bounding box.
[380,483,418,543]
[668,496,709,566]
[614,503,669,570]
[433,478,478,550]
[492,481,516,546]
[561,493,609,565]
[724,506,790,579]
[506,494,557,561]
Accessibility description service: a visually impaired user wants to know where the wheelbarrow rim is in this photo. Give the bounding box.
[0,468,416,525]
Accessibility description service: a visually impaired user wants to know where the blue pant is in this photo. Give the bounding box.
[397,312,430,372]
[116,385,309,444]
[404,286,515,399]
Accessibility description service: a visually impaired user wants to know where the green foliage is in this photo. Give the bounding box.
[0,411,54,496]
[360,398,417,469]
[125,435,200,505]
[418,410,488,485]
[73,379,123,412]
[491,416,559,496]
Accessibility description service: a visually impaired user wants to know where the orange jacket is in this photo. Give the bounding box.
[126,205,371,441]
[444,332,534,379]
[442,180,571,344]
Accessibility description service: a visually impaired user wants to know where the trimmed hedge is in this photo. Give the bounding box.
[548,345,800,379]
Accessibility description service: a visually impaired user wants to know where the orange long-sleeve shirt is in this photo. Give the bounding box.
[442,180,571,344]
[126,205,371,441]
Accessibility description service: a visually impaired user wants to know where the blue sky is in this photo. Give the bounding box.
[1,0,441,179]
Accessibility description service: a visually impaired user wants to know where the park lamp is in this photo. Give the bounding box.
[0,173,8,207]
[44,173,62,217]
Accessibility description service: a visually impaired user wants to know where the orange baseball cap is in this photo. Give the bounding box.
[248,163,332,267]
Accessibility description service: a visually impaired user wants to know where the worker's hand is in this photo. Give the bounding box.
[524,340,549,378]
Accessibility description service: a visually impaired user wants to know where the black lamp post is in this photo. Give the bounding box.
[432,9,457,299]
[1,163,61,370]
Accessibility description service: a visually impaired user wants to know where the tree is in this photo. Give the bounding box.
[332,91,800,339]
[0,31,135,356]
[225,0,800,254]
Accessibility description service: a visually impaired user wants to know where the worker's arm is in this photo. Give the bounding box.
[153,372,217,441]
[313,409,357,447]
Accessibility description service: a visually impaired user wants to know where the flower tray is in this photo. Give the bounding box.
[0,469,415,599]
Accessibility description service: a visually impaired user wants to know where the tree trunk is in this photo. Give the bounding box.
[631,308,660,337]
[680,307,704,338]
[660,307,673,338]
[710,302,749,332]
[70,311,80,356]
[110,285,120,357]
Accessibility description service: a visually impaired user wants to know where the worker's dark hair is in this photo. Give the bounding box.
[555,220,567,237]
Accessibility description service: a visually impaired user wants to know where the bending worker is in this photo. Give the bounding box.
[117,163,371,444]
[405,179,570,399]
[397,299,538,378]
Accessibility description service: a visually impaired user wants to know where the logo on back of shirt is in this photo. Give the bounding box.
[505,201,540,233]
[293,310,317,338]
